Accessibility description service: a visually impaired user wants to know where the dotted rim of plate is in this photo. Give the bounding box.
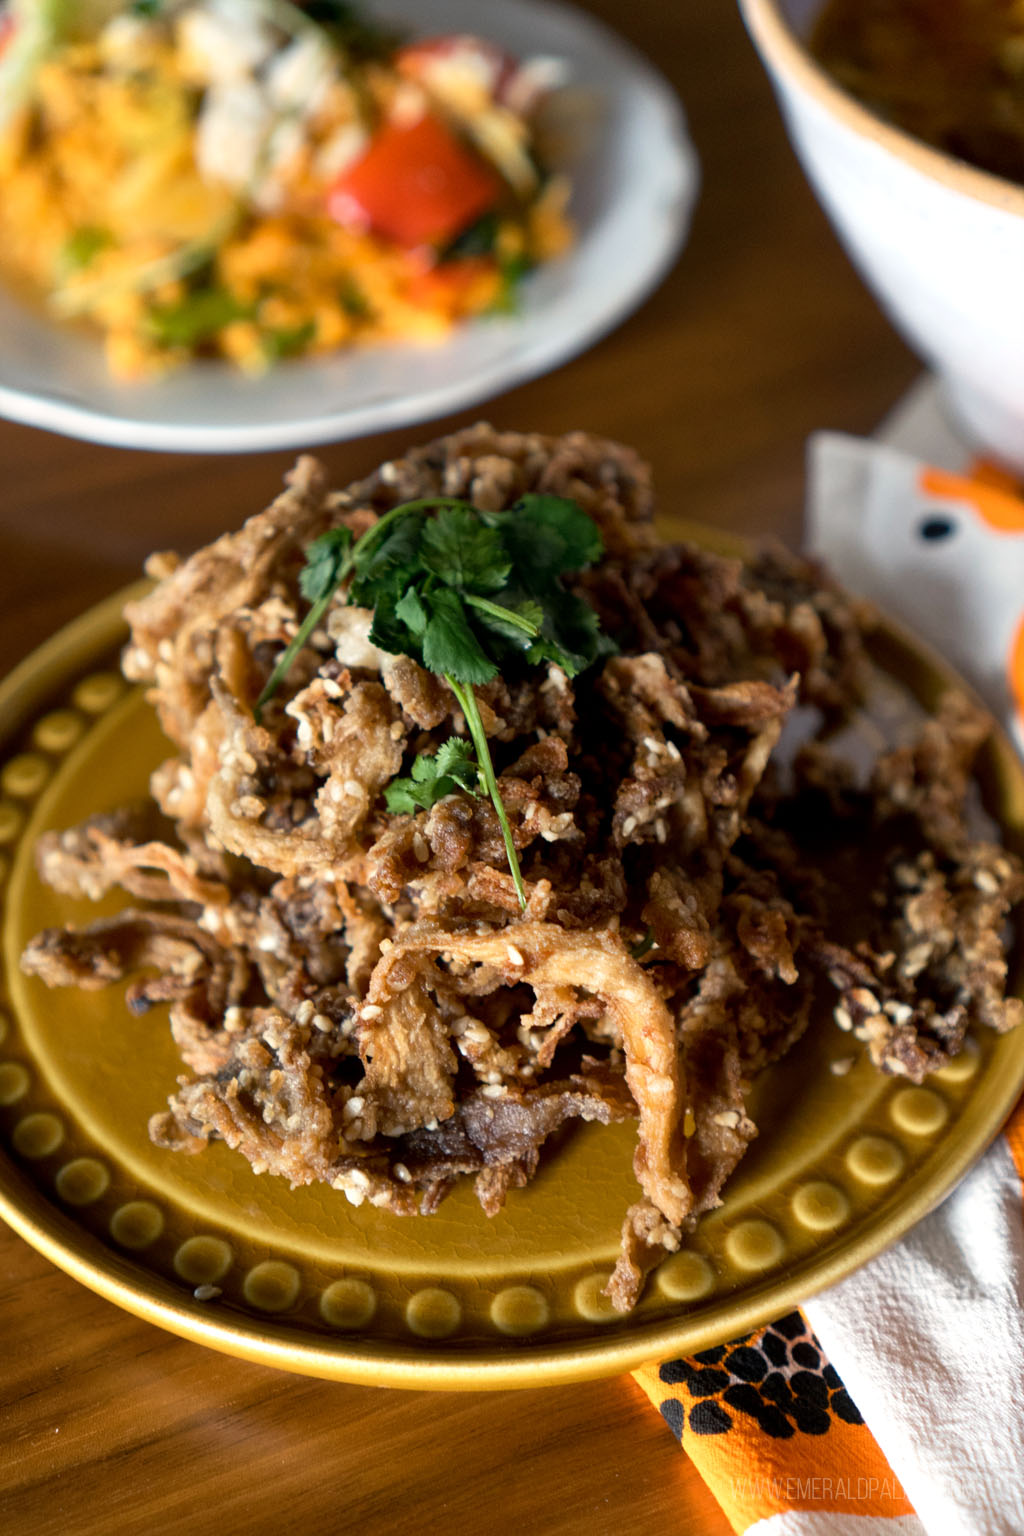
[0,608,1013,1376]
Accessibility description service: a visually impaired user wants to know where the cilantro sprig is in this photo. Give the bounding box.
[383,738,480,814]
[255,493,610,908]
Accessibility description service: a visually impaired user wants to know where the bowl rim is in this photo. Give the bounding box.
[738,0,1024,220]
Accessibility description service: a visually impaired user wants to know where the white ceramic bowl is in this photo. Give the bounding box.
[739,0,1024,471]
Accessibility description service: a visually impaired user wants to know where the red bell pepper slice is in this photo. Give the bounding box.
[327,111,502,249]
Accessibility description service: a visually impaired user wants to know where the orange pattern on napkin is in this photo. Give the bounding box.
[920,465,1024,533]
[632,1312,916,1534]
[1002,1095,1024,1187]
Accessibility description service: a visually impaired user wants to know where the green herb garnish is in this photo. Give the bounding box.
[338,278,371,319]
[384,738,481,814]
[147,287,253,349]
[262,318,317,363]
[255,494,610,908]
[487,252,532,316]
[444,211,501,260]
[57,225,113,278]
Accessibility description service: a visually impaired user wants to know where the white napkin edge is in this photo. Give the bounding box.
[798,376,1024,1536]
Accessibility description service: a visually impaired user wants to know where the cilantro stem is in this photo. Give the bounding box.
[255,588,336,723]
[445,674,528,912]
[463,593,540,635]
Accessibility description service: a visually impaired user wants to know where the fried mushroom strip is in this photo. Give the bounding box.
[366,922,691,1227]
[34,807,231,908]
[21,910,251,1074]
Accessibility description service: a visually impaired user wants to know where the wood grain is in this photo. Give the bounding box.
[0,2,916,1532]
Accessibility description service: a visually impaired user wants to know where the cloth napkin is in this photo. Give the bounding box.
[631,379,1024,1536]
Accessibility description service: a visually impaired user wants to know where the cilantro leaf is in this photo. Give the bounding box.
[349,511,424,607]
[518,494,605,569]
[394,586,428,635]
[489,494,604,598]
[420,506,510,594]
[366,587,413,657]
[384,736,480,814]
[421,589,497,685]
[299,527,353,603]
[526,590,613,678]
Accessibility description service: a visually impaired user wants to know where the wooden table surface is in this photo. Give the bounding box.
[0,4,919,1533]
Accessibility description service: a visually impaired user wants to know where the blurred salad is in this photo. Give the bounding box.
[0,0,573,377]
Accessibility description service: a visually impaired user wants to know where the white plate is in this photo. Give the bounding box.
[0,0,698,454]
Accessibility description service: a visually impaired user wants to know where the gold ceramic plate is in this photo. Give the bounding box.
[1,580,1024,1390]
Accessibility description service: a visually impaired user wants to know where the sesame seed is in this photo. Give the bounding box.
[360,1004,383,1020]
[850,987,879,1013]
[506,945,525,967]
[830,1057,855,1076]
[393,1163,412,1183]
[193,1284,222,1301]
[712,1110,740,1129]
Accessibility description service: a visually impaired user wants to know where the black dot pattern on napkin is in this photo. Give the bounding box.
[656,1311,865,1440]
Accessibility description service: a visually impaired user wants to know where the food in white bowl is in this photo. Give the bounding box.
[810,0,1024,188]
[739,0,1024,473]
